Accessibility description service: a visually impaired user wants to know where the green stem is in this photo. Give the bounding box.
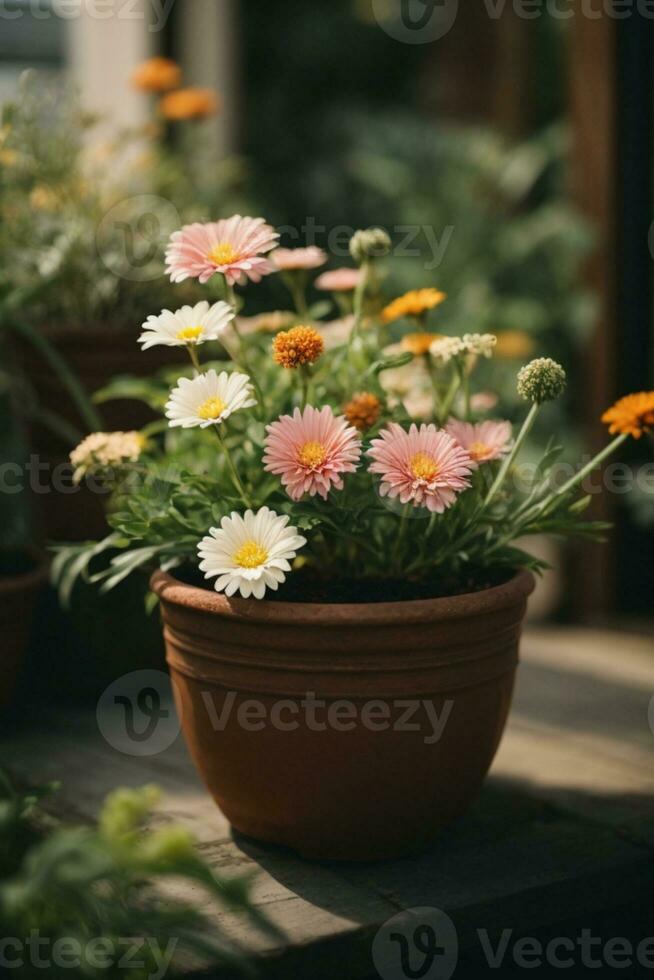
[485,402,539,507]
[231,319,265,418]
[426,357,443,422]
[463,376,471,421]
[392,505,410,573]
[300,365,312,409]
[213,426,252,508]
[348,260,370,350]
[437,366,464,425]
[285,273,309,319]
[521,432,628,524]
[9,319,103,435]
[188,345,201,375]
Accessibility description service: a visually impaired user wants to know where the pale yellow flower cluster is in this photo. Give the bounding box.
[70,431,144,483]
[430,333,497,364]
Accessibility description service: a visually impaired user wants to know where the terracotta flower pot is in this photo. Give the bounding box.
[153,569,535,861]
[0,549,48,709]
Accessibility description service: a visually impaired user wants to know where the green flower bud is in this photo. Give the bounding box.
[99,785,160,842]
[517,358,567,404]
[349,227,391,264]
[141,825,196,865]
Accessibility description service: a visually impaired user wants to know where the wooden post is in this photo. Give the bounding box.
[176,0,239,157]
[568,9,619,620]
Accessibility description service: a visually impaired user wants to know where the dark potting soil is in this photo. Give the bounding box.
[174,564,513,604]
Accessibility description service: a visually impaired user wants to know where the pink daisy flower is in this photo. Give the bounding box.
[368,423,473,513]
[445,419,512,468]
[165,215,279,287]
[263,405,362,501]
[315,268,363,292]
[272,246,327,271]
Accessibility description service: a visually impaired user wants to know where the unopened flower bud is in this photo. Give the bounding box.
[517,358,567,404]
[349,227,391,264]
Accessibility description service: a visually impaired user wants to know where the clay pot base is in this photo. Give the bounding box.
[154,569,535,862]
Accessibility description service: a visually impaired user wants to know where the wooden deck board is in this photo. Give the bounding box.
[3,627,653,978]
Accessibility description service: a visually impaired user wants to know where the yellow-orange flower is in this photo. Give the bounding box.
[344,392,382,432]
[131,57,182,93]
[495,330,535,360]
[381,288,447,325]
[602,392,654,439]
[30,185,61,212]
[159,87,221,121]
[273,326,324,369]
[401,332,443,356]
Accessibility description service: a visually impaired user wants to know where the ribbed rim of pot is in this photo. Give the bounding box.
[151,568,535,627]
[0,548,49,598]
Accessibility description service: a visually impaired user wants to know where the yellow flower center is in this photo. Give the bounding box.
[233,540,268,569]
[208,242,240,266]
[410,451,439,481]
[469,441,491,461]
[298,440,327,469]
[197,396,227,421]
[176,325,204,342]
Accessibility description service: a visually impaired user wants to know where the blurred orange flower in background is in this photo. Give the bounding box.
[159,87,221,121]
[602,392,654,439]
[401,332,442,356]
[494,330,535,360]
[132,57,182,93]
[381,288,447,325]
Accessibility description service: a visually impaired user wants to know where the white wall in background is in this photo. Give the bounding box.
[65,0,237,153]
[66,0,153,132]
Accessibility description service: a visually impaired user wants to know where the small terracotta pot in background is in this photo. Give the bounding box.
[154,569,535,861]
[0,549,48,709]
[14,324,185,543]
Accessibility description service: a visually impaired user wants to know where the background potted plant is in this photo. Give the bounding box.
[0,547,47,711]
[0,67,248,542]
[54,218,651,860]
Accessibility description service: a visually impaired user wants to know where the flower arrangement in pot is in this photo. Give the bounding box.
[56,216,653,861]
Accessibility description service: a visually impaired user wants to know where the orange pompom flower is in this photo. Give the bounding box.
[344,392,382,432]
[132,57,182,93]
[273,326,324,369]
[602,392,654,439]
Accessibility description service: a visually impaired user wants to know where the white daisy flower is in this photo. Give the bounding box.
[138,301,235,350]
[166,369,257,429]
[198,507,307,599]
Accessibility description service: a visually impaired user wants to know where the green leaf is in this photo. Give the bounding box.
[568,494,592,515]
[365,351,414,378]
